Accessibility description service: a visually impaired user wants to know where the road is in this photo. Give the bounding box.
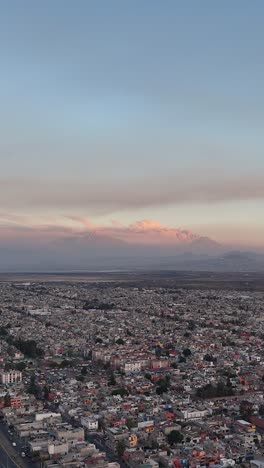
[0,429,28,468]
[0,423,38,468]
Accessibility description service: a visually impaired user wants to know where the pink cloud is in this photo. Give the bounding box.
[66,216,94,229]
[95,220,198,245]
[0,214,199,247]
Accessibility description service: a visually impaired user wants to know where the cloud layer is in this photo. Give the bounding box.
[0,215,200,247]
[1,172,264,214]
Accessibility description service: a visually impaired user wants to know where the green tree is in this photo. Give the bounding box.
[12,338,44,358]
[116,439,126,458]
[196,382,234,399]
[0,326,8,337]
[126,418,136,430]
[15,362,26,371]
[43,385,50,400]
[108,371,116,386]
[59,359,72,368]
[188,320,196,330]
[4,362,14,371]
[49,361,59,369]
[156,385,166,395]
[204,354,214,362]
[168,430,183,445]
[116,338,124,345]
[27,374,39,396]
[4,393,11,408]
[178,355,186,363]
[111,388,129,397]
[76,375,85,382]
[183,348,192,357]
[81,367,87,376]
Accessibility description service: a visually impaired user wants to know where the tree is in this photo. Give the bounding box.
[27,374,39,396]
[196,382,234,399]
[126,418,136,430]
[156,378,169,395]
[76,375,85,382]
[188,320,196,330]
[4,362,14,371]
[204,354,214,362]
[49,361,59,369]
[59,359,72,368]
[15,362,26,371]
[116,338,124,345]
[240,401,253,418]
[150,438,159,449]
[84,350,92,361]
[0,326,8,337]
[156,385,166,395]
[44,385,50,400]
[168,430,183,445]
[111,388,129,397]
[108,371,116,386]
[226,377,232,387]
[81,367,87,376]
[12,338,44,358]
[145,373,152,380]
[222,369,236,378]
[116,439,126,458]
[178,355,186,363]
[183,348,191,357]
[4,393,11,408]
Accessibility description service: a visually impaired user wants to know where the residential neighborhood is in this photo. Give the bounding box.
[0,279,264,467]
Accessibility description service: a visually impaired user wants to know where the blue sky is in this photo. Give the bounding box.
[0,1,264,248]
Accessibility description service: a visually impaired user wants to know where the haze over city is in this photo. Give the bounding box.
[1,1,264,269]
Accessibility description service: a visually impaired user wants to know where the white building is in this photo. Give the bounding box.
[1,371,22,384]
[48,442,68,455]
[35,411,61,421]
[81,416,99,431]
[180,408,210,421]
[122,361,142,374]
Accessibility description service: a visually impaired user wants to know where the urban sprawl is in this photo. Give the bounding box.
[0,280,264,468]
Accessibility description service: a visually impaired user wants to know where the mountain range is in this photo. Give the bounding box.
[0,226,263,272]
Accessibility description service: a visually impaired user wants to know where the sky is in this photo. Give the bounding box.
[0,0,264,261]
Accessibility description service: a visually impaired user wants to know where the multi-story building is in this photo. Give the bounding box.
[1,371,22,385]
[121,361,142,374]
[10,396,22,409]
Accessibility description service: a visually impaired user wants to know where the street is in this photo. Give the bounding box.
[0,429,27,468]
[0,423,37,468]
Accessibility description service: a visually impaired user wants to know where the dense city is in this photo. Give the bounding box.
[0,278,264,468]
